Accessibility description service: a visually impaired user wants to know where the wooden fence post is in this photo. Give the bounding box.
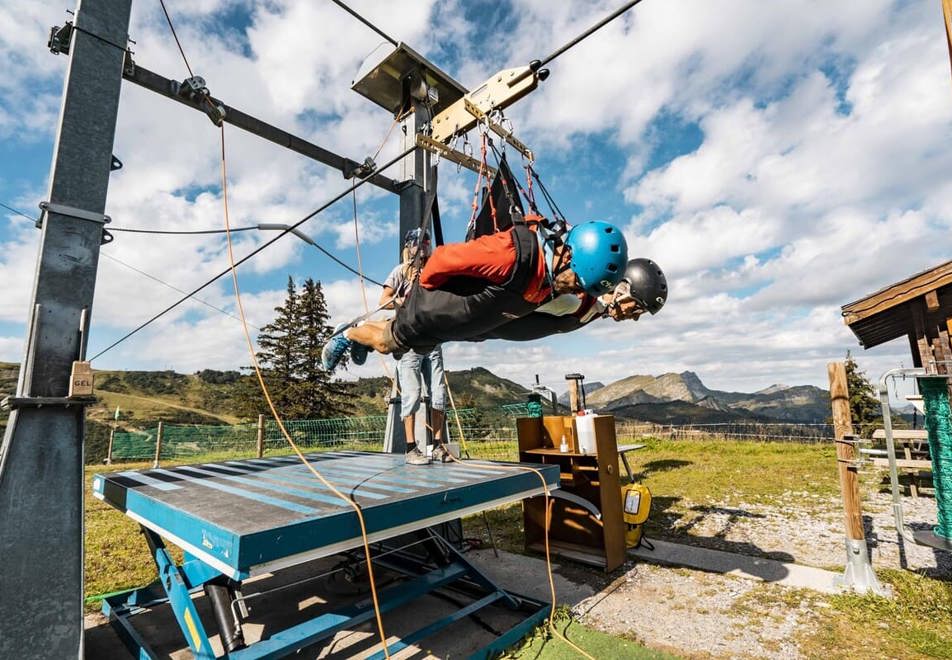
[828,362,887,594]
[153,421,163,469]
[257,414,265,458]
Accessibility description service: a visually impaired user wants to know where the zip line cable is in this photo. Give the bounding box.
[329,0,398,47]
[537,0,648,69]
[1,201,257,327]
[110,224,387,286]
[89,145,413,361]
[99,253,259,330]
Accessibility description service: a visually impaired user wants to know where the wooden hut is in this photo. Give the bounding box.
[841,260,952,374]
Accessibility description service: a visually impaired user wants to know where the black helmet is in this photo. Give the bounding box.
[622,258,667,314]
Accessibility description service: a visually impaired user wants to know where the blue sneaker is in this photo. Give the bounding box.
[322,324,353,371]
[350,341,369,365]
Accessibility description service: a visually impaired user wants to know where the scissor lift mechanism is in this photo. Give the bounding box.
[93,450,559,659]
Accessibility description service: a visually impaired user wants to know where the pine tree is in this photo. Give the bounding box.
[844,351,881,436]
[235,276,352,420]
[287,277,352,418]
[257,276,302,386]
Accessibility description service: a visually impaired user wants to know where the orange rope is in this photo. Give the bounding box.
[218,125,391,659]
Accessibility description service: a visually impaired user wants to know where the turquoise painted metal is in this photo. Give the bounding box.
[93,450,558,658]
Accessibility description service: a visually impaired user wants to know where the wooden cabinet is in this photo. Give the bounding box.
[517,416,626,571]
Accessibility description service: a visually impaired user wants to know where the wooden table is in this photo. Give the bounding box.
[517,416,627,571]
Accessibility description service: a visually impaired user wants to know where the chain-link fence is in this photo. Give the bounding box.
[616,421,835,443]
[106,408,516,464]
[103,414,833,466]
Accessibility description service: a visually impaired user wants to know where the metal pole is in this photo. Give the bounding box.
[827,362,887,595]
[153,421,164,469]
[385,89,433,455]
[256,414,265,458]
[0,1,132,655]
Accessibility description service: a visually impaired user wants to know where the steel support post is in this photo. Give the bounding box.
[385,97,433,455]
[0,0,132,655]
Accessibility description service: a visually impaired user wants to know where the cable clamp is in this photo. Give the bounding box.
[344,157,377,180]
[48,22,74,55]
[170,76,226,126]
[38,201,111,229]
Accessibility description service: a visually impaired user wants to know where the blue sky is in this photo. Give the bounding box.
[1,0,951,394]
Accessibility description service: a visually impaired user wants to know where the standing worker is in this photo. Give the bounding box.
[380,230,448,465]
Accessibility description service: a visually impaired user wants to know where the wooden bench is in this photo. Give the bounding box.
[869,429,932,497]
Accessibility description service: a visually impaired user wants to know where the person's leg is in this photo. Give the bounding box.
[346,320,395,354]
[397,351,429,464]
[428,345,447,443]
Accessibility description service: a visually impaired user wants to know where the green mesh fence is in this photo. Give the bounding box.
[108,408,500,463]
[919,376,952,540]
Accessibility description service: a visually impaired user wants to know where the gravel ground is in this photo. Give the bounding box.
[652,485,951,578]
[573,562,825,659]
[573,472,950,659]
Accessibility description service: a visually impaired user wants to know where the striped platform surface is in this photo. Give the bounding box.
[93,450,558,580]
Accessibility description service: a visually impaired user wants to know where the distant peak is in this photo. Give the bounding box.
[756,384,789,395]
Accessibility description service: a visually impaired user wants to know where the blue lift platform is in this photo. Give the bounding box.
[92,450,559,658]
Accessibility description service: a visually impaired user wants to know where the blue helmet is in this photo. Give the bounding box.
[564,221,628,296]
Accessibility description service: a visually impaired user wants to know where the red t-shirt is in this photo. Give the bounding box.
[419,226,550,303]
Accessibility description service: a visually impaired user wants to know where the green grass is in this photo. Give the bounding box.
[504,611,680,659]
[463,436,839,555]
[632,436,839,506]
[84,436,952,659]
[804,569,952,659]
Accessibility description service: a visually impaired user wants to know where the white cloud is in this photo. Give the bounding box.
[2,1,949,397]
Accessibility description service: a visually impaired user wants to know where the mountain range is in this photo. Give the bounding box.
[0,362,832,431]
[574,370,830,423]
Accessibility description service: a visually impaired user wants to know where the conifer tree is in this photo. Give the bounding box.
[256,276,301,385]
[844,351,881,436]
[236,276,352,419]
[288,277,352,418]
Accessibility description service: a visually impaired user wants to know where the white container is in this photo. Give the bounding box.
[575,411,597,454]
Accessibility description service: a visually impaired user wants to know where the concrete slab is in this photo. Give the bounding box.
[630,538,842,594]
[84,548,593,659]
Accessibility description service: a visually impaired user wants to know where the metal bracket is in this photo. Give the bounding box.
[170,76,226,126]
[48,22,74,55]
[430,64,539,154]
[416,135,495,177]
[462,99,534,161]
[835,435,867,468]
[1,396,96,411]
[38,201,111,227]
[111,154,123,171]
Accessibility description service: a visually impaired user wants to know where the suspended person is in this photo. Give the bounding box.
[377,229,449,465]
[322,218,628,372]
[483,258,668,341]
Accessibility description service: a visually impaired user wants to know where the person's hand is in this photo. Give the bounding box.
[608,292,645,321]
[606,280,645,321]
